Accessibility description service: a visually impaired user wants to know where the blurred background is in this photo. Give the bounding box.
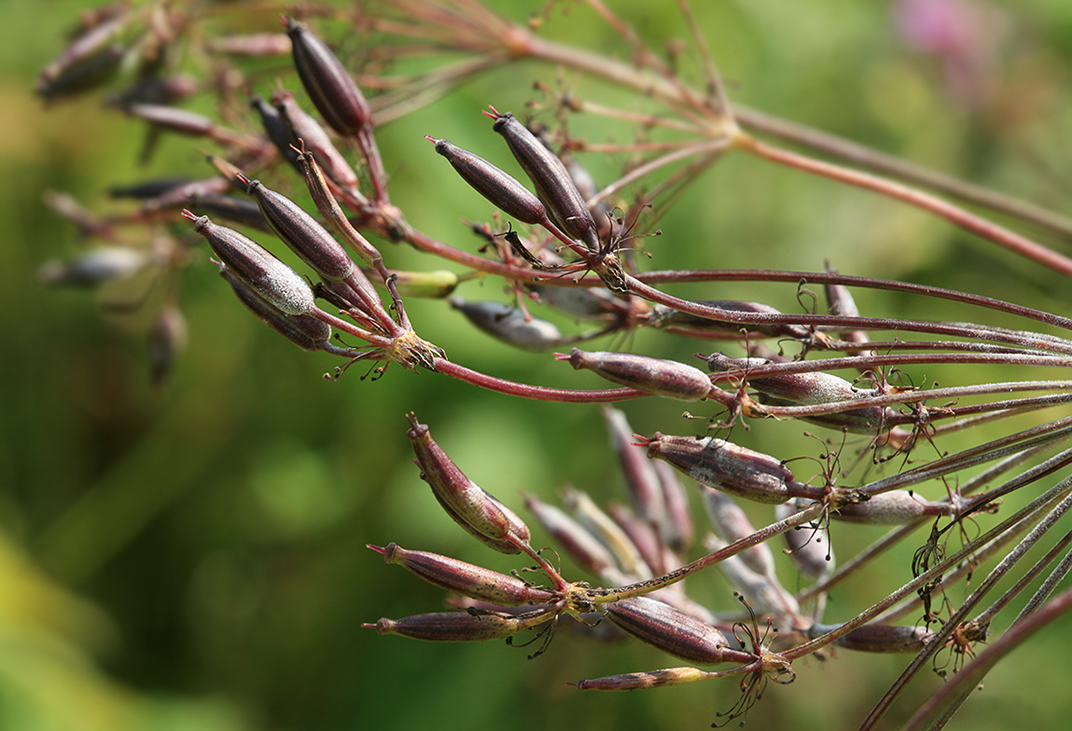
[3,0,1072,729]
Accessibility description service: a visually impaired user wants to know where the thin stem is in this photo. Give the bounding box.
[433,358,647,403]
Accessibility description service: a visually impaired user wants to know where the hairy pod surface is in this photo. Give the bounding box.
[563,349,713,401]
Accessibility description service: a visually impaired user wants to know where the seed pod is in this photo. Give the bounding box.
[706,352,886,435]
[827,490,955,525]
[275,90,360,192]
[407,415,531,553]
[561,349,712,401]
[643,433,816,504]
[251,93,301,168]
[109,177,193,200]
[653,460,694,552]
[563,487,650,579]
[575,666,712,691]
[527,282,627,321]
[700,486,775,577]
[650,301,811,340]
[522,493,620,580]
[370,269,458,299]
[370,543,556,606]
[38,247,149,287]
[774,501,834,580]
[603,407,666,529]
[36,44,124,103]
[603,596,737,665]
[208,33,291,57]
[364,609,548,642]
[285,18,371,136]
[429,137,546,226]
[244,179,355,283]
[489,110,600,251]
[450,298,562,351]
[708,537,801,623]
[607,503,666,577]
[123,103,216,137]
[807,622,935,653]
[218,264,332,351]
[112,74,200,107]
[184,211,316,316]
[186,193,272,233]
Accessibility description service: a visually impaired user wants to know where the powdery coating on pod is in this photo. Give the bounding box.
[643,433,801,505]
[372,543,556,606]
[603,596,734,665]
[218,264,331,351]
[561,349,712,402]
[807,622,935,653]
[450,298,562,351]
[489,111,599,250]
[705,352,886,435]
[829,490,956,525]
[407,415,531,553]
[38,247,149,286]
[700,486,775,577]
[650,301,811,340]
[429,137,546,226]
[186,212,316,316]
[285,19,371,136]
[365,609,545,642]
[245,179,355,282]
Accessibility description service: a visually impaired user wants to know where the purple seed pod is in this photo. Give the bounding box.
[807,622,935,653]
[109,177,193,200]
[563,487,651,579]
[364,608,549,642]
[641,433,817,505]
[706,352,887,435]
[285,18,371,137]
[208,33,291,57]
[251,94,301,168]
[561,348,713,401]
[428,137,546,226]
[603,596,742,665]
[607,503,667,577]
[488,110,600,251]
[650,300,812,340]
[370,543,556,607]
[186,193,272,233]
[122,103,216,137]
[774,501,834,580]
[575,666,712,691]
[603,407,667,530]
[828,490,955,525]
[700,486,775,578]
[244,178,356,283]
[522,493,620,580]
[217,264,334,352]
[38,247,150,287]
[184,211,316,317]
[407,415,531,554]
[653,460,694,552]
[274,90,360,192]
[450,298,563,351]
[36,44,124,103]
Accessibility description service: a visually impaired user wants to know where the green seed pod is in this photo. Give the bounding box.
[364,608,549,642]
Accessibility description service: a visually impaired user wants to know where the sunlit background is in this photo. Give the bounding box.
[4,1,1072,729]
